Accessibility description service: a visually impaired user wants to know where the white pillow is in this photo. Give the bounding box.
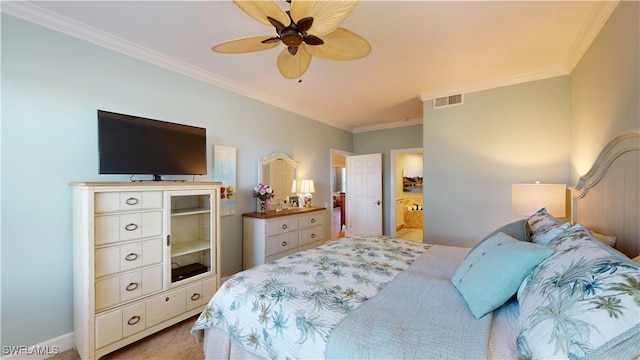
[588,229,617,247]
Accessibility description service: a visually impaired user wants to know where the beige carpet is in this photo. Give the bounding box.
[48,316,204,360]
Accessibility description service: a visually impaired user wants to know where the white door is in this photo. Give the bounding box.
[346,153,383,235]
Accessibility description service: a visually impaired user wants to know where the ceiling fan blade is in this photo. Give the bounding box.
[261,37,281,44]
[290,0,359,36]
[212,36,280,53]
[232,0,290,28]
[267,16,286,35]
[304,34,324,46]
[277,45,312,79]
[296,17,313,33]
[306,27,370,60]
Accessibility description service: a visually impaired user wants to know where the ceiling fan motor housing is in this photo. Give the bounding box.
[281,28,303,47]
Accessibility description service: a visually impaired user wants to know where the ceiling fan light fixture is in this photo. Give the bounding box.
[281,29,303,47]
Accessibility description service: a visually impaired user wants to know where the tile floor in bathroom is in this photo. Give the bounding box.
[396,228,423,242]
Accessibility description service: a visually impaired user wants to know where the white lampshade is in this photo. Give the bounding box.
[512,183,566,217]
[300,179,315,194]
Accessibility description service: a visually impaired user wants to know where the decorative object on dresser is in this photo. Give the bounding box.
[299,179,316,207]
[258,152,298,207]
[242,206,326,269]
[70,182,221,360]
[252,183,275,213]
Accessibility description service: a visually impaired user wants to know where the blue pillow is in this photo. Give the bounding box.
[452,232,554,318]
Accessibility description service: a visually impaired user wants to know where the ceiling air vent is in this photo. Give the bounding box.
[433,94,464,109]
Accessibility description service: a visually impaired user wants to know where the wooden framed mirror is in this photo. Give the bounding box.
[258,152,299,205]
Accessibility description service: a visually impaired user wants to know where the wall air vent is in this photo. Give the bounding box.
[433,94,464,109]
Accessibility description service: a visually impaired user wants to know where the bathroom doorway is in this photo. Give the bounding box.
[330,149,350,240]
[390,148,424,242]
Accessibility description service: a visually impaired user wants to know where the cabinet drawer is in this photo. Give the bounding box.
[95,191,163,214]
[95,238,163,278]
[266,217,299,236]
[146,288,186,328]
[95,265,163,311]
[300,212,324,228]
[95,211,162,245]
[95,302,145,349]
[299,225,324,247]
[265,232,299,257]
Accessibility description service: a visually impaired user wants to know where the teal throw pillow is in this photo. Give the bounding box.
[452,232,554,318]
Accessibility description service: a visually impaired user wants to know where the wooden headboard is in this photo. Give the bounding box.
[571,128,640,258]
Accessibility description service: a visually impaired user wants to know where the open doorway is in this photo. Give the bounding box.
[390,148,424,242]
[330,149,350,240]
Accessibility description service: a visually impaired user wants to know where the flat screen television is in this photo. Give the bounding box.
[98,110,207,181]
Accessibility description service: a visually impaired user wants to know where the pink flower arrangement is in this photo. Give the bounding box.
[252,183,275,201]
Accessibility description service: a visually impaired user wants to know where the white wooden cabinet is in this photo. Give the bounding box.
[242,207,325,269]
[70,182,221,360]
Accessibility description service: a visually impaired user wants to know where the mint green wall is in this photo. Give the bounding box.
[353,124,423,234]
[569,0,639,182]
[0,15,351,348]
[422,77,571,247]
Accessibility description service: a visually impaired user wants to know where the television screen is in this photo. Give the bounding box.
[98,110,207,179]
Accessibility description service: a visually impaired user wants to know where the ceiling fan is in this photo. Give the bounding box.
[212,0,371,80]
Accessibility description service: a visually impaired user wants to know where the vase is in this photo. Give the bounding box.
[258,199,270,213]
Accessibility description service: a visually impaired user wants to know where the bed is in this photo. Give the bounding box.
[192,128,640,360]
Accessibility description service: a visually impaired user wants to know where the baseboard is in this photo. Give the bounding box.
[1,332,74,360]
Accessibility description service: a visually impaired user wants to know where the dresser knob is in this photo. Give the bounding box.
[191,293,201,301]
[311,218,316,223]
[125,282,139,291]
[127,316,141,325]
[125,253,138,261]
[125,197,139,205]
[311,233,316,238]
[282,224,288,230]
[282,241,287,247]
[124,223,138,231]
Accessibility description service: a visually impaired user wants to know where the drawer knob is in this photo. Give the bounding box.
[311,233,316,238]
[311,218,316,223]
[127,316,141,326]
[125,197,139,205]
[282,224,288,230]
[191,293,201,301]
[124,223,138,231]
[281,241,287,247]
[125,253,138,261]
[125,282,139,291]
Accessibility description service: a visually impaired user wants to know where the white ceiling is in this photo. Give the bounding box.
[3,1,617,132]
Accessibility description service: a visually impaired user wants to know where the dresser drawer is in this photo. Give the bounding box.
[95,265,163,311]
[95,302,146,349]
[95,211,162,245]
[95,191,163,214]
[300,212,324,228]
[265,232,299,258]
[146,288,186,328]
[299,225,324,247]
[95,238,163,278]
[266,217,299,236]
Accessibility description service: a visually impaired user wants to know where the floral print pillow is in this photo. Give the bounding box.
[516,224,640,359]
[527,207,571,245]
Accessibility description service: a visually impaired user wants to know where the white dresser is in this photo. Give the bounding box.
[70,182,221,360]
[243,207,326,269]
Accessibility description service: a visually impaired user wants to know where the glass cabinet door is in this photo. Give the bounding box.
[166,189,217,286]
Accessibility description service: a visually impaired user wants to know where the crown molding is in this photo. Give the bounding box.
[417,65,568,102]
[562,0,619,73]
[353,118,423,133]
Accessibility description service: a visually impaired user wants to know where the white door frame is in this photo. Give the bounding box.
[329,148,351,240]
[390,148,423,238]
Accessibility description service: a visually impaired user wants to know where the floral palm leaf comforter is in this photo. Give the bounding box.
[191,235,431,359]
